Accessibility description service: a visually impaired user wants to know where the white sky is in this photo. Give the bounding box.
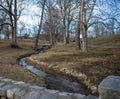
[18,4,41,26]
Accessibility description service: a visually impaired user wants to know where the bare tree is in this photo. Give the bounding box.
[0,0,18,46]
[0,0,29,47]
[77,0,96,52]
[57,0,69,44]
[0,10,7,39]
[66,0,77,44]
[107,18,115,35]
[75,10,81,49]
[46,0,56,45]
[43,0,62,45]
[34,0,47,50]
[57,0,79,44]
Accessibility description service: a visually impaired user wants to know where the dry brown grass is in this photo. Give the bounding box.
[0,40,46,86]
[89,34,120,46]
[29,43,120,86]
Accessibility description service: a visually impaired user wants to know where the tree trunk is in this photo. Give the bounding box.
[80,0,88,52]
[75,23,80,49]
[75,10,81,49]
[63,32,67,44]
[63,18,67,44]
[11,0,18,47]
[66,22,70,44]
[14,0,17,45]
[50,32,53,45]
[0,29,1,40]
[10,16,14,40]
[82,25,88,52]
[8,1,14,42]
[34,0,46,50]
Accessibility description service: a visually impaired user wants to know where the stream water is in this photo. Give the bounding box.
[18,46,89,95]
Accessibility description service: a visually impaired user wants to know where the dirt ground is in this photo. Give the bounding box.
[0,39,46,86]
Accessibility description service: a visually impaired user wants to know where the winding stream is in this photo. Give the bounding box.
[18,46,89,95]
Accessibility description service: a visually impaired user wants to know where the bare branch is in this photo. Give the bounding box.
[0,23,12,27]
[86,0,96,23]
[0,4,14,16]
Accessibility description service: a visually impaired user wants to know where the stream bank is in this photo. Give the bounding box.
[17,45,89,95]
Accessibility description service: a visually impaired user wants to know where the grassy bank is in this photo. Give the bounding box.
[27,35,120,92]
[0,40,46,86]
[89,34,120,46]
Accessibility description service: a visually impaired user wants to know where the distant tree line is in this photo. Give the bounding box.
[0,0,120,52]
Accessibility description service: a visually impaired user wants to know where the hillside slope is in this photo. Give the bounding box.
[89,34,120,46]
[27,41,120,89]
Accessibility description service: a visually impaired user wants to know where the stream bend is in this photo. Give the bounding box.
[17,45,89,95]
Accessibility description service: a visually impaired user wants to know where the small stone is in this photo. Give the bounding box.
[22,90,41,99]
[78,73,83,77]
[58,92,73,99]
[82,74,87,80]
[73,93,86,99]
[14,90,26,99]
[7,88,21,99]
[44,89,59,94]
[28,85,44,92]
[85,95,98,99]
[14,81,31,89]
[91,86,97,94]
[55,66,59,69]
[2,78,12,82]
[73,71,78,77]
[59,92,72,96]
[38,94,57,99]
[29,57,34,61]
[0,84,13,96]
[2,79,16,84]
[85,79,90,86]
[14,81,25,85]
[0,82,5,87]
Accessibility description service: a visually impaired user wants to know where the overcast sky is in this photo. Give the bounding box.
[19,5,40,25]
